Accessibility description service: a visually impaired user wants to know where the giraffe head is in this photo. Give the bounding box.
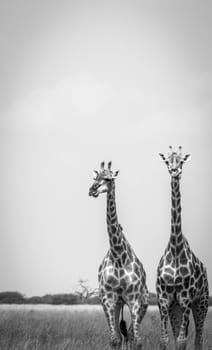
[159,146,191,179]
[89,161,119,198]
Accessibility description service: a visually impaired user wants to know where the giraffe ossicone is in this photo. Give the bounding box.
[157,146,209,350]
[89,161,149,350]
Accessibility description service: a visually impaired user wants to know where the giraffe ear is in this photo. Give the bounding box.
[113,170,119,178]
[159,153,166,161]
[93,170,98,179]
[183,154,191,162]
[159,153,169,166]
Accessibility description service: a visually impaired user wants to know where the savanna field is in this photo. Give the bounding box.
[0,305,211,350]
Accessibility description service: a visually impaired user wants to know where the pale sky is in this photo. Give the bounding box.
[0,0,211,296]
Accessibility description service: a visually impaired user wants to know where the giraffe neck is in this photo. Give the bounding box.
[169,176,184,257]
[106,181,127,259]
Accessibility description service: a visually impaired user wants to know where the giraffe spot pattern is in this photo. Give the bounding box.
[111,225,117,234]
[112,236,117,245]
[165,252,172,264]
[155,162,209,350]
[164,267,174,275]
[176,243,184,255]
[170,235,176,245]
[180,266,189,276]
[114,245,123,254]
[180,251,187,264]
[107,276,119,287]
[93,177,149,347]
[175,276,182,284]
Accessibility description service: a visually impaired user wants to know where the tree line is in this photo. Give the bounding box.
[0,279,211,306]
[0,291,211,306]
[0,291,159,305]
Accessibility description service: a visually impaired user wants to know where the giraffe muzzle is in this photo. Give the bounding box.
[89,186,100,197]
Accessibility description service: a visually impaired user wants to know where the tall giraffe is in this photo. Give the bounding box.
[157,146,209,350]
[89,161,148,350]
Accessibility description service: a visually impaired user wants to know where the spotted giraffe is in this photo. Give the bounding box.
[157,146,209,350]
[89,161,148,350]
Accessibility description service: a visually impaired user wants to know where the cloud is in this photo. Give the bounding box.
[1,74,114,129]
[2,68,212,135]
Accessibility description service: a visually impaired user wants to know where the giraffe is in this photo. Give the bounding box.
[89,161,149,350]
[156,146,209,350]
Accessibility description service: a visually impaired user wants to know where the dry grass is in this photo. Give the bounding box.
[0,305,211,350]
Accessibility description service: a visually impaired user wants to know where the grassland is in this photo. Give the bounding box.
[0,305,211,350]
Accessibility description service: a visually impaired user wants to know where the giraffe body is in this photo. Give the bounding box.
[157,147,209,350]
[89,162,148,350]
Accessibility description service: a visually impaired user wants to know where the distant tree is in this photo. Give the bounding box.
[1,289,210,306]
[75,279,99,303]
[25,296,43,304]
[0,292,25,304]
[26,294,54,304]
[86,295,100,304]
[51,293,79,305]
[25,293,79,305]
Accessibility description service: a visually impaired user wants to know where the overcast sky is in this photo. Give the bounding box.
[0,0,211,296]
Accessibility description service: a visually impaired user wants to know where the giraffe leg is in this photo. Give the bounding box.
[192,297,208,350]
[176,299,192,350]
[101,297,122,350]
[158,299,169,350]
[128,296,148,350]
[168,301,182,342]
